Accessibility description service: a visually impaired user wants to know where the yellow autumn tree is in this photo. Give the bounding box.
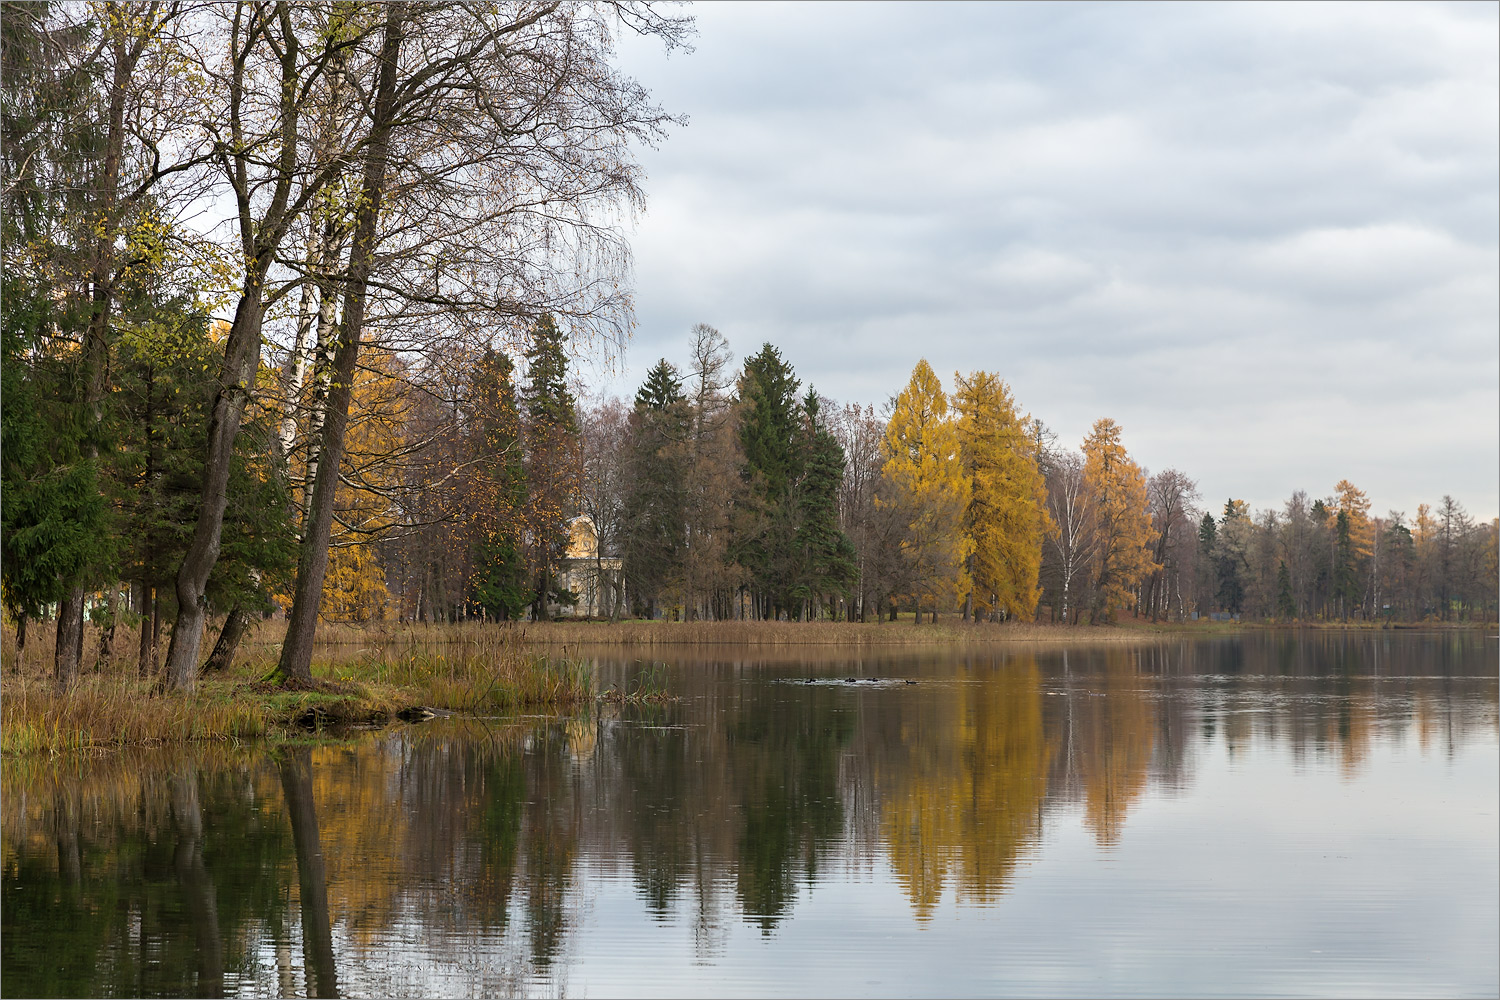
[880,360,973,622]
[316,347,410,622]
[1334,480,1373,556]
[1081,418,1155,621]
[953,371,1052,622]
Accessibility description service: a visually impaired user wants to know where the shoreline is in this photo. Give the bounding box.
[2,617,1487,757]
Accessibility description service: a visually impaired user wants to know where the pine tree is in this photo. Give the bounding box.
[954,371,1050,622]
[880,360,973,623]
[1080,418,1154,622]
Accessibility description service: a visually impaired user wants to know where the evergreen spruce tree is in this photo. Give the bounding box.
[0,281,112,651]
[622,360,688,617]
[737,344,803,617]
[468,348,529,619]
[792,391,857,617]
[521,314,582,618]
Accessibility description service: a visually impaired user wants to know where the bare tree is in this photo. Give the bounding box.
[1145,469,1199,621]
[682,324,739,619]
[1045,450,1093,624]
[164,2,386,689]
[833,402,899,620]
[578,395,630,619]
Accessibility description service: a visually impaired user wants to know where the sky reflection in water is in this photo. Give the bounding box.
[3,632,1496,998]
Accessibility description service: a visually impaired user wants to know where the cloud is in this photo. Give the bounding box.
[608,2,1499,518]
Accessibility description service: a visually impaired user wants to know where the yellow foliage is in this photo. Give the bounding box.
[954,371,1052,621]
[1081,418,1155,619]
[880,360,974,614]
[880,658,1050,918]
[1076,651,1155,845]
[1334,479,1373,561]
[301,346,409,622]
[320,541,389,622]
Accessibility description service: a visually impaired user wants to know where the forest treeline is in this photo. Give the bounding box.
[0,0,689,690]
[465,328,1496,631]
[2,4,1495,695]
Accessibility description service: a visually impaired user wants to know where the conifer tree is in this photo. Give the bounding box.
[880,360,973,623]
[792,392,857,617]
[522,314,582,618]
[1080,418,1154,622]
[737,344,803,618]
[1215,499,1252,615]
[0,281,112,668]
[1276,561,1297,620]
[469,348,529,619]
[622,360,688,617]
[954,371,1050,622]
[1196,511,1218,615]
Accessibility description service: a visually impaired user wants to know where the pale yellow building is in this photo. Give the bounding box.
[551,515,624,617]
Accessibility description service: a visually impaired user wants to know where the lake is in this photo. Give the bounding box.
[3,631,1496,998]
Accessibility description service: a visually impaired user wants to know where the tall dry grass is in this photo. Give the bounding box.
[510,618,1161,647]
[1,617,592,756]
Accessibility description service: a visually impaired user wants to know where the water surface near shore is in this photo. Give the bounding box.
[4,631,1496,997]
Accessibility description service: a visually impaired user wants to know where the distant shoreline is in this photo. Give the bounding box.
[502,617,1489,647]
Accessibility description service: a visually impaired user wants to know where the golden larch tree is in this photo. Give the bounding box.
[1081,418,1155,621]
[1334,479,1374,559]
[880,360,974,621]
[954,371,1052,622]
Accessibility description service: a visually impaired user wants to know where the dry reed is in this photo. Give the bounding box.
[1,618,592,756]
[507,618,1166,647]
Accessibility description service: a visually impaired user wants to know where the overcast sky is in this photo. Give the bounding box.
[595,1,1499,521]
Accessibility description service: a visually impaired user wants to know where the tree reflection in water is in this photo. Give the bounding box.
[1,632,1494,996]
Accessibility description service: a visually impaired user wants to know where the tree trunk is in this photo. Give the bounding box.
[162,283,267,690]
[171,766,224,998]
[278,749,339,998]
[54,589,85,689]
[137,583,155,678]
[202,605,251,674]
[16,612,27,652]
[276,6,407,685]
[97,583,121,664]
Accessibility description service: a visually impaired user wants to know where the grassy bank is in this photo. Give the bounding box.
[1,624,591,756]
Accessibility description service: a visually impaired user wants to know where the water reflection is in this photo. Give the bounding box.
[3,632,1495,998]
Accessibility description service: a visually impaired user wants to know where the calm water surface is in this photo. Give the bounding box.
[4,632,1497,998]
